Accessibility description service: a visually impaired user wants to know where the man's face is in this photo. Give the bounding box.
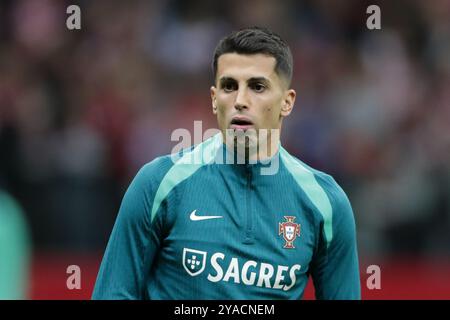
[210,53,295,148]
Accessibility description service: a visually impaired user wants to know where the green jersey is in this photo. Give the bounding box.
[92,133,360,299]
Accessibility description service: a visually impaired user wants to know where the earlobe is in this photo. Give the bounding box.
[211,86,217,114]
[282,100,290,111]
[281,89,296,116]
[281,100,293,117]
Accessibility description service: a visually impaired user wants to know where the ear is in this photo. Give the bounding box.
[210,86,218,115]
[280,89,296,117]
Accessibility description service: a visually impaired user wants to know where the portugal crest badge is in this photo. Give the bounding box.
[279,216,301,249]
[182,248,207,276]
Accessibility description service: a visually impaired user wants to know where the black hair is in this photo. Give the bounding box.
[212,27,293,86]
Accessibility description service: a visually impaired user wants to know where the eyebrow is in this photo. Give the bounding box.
[247,77,270,84]
[219,76,270,85]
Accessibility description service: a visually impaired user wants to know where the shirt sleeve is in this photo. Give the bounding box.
[92,158,169,300]
[310,178,361,300]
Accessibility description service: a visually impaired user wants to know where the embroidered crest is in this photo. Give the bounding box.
[279,216,301,249]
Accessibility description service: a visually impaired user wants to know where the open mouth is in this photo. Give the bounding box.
[230,117,254,130]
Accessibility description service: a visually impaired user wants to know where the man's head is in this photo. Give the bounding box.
[212,27,294,87]
[210,27,296,158]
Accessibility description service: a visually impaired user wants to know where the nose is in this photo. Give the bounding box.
[234,87,249,111]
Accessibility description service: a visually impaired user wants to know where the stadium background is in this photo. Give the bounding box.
[0,0,449,299]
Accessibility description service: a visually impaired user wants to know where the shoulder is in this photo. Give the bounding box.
[134,138,211,190]
[135,137,206,180]
[136,154,176,182]
[304,163,353,221]
[280,148,354,246]
[280,148,351,211]
[123,155,176,211]
[300,160,356,244]
[308,165,351,212]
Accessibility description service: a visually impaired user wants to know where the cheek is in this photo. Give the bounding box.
[258,93,281,110]
[216,102,228,117]
[216,94,233,109]
[262,100,281,115]
[261,100,283,124]
[215,101,230,126]
[216,94,236,116]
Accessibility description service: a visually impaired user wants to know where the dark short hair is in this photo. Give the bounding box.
[212,27,293,86]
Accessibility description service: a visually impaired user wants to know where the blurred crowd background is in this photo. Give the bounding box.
[0,0,449,298]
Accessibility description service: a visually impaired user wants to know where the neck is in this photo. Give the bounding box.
[222,129,280,163]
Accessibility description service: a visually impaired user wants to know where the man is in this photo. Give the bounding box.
[92,27,361,300]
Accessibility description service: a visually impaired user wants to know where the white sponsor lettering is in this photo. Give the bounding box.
[196,249,301,291]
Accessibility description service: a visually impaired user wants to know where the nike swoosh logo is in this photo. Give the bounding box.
[189,209,223,221]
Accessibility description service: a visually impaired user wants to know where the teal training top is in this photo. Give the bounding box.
[92,133,360,300]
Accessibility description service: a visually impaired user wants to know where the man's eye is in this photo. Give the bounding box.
[222,83,237,92]
[251,83,266,92]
